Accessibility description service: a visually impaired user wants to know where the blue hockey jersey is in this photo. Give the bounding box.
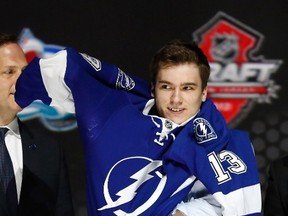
[15,48,262,216]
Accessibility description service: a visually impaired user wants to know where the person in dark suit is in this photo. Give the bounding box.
[263,154,288,216]
[0,33,74,216]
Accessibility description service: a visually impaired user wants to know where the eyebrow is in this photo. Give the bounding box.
[3,65,18,70]
[158,80,198,86]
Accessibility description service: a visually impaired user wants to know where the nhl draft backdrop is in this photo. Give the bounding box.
[1,0,288,215]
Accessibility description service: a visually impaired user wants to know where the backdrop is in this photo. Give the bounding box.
[1,0,288,215]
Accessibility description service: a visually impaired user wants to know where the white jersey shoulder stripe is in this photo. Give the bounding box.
[39,50,75,113]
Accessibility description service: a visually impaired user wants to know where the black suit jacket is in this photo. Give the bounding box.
[264,154,288,216]
[0,120,74,216]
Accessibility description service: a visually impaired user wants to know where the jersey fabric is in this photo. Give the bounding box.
[15,48,262,216]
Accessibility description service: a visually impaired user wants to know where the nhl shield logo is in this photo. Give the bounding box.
[193,11,282,126]
[211,33,238,64]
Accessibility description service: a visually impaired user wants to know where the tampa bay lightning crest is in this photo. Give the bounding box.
[98,156,166,215]
[193,117,217,144]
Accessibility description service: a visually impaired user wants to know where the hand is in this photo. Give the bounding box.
[173,210,184,216]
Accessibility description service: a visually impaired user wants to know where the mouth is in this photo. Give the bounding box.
[168,107,184,112]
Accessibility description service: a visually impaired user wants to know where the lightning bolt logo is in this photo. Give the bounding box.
[193,118,217,144]
[199,122,207,136]
[98,156,166,215]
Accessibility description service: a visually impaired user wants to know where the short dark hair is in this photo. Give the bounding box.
[0,33,17,47]
[150,39,210,91]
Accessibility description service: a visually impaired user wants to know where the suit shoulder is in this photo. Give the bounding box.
[19,120,62,150]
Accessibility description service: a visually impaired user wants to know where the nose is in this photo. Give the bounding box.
[170,88,183,104]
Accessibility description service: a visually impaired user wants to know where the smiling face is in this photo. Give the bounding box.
[0,43,27,125]
[153,63,207,124]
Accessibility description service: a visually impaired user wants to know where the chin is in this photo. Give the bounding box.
[10,102,23,113]
[170,119,181,124]
[174,118,188,125]
[15,104,23,112]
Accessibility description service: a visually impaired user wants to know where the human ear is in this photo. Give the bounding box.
[202,87,207,102]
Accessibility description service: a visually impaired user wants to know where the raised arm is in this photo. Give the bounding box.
[15,48,150,113]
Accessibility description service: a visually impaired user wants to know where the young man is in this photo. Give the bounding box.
[15,39,261,215]
[0,33,74,216]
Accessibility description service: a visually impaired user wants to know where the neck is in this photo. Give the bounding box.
[0,114,16,126]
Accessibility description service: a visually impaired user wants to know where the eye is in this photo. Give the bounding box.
[1,70,12,75]
[160,84,171,89]
[0,69,18,79]
[183,85,193,90]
